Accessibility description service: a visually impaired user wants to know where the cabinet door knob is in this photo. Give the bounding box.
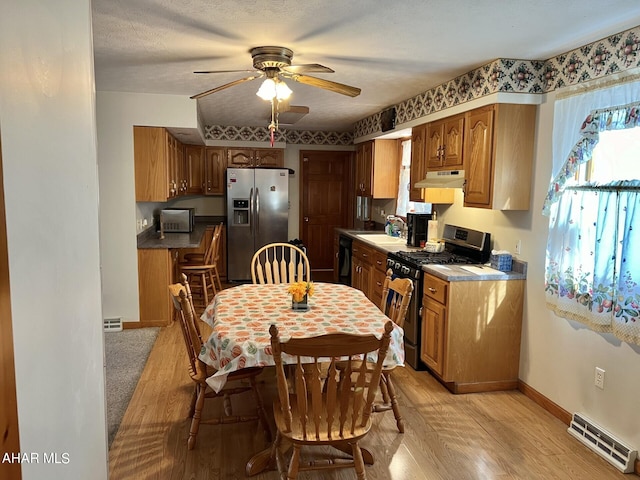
[304,217,309,222]
[428,287,437,293]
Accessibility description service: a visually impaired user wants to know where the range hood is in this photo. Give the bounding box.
[414,170,465,189]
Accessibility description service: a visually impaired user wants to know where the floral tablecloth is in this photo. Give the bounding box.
[199,282,405,392]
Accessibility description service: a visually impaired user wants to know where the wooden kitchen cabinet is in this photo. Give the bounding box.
[351,239,374,298]
[204,147,226,195]
[421,274,448,376]
[227,148,284,168]
[463,104,536,210]
[409,123,427,202]
[350,239,389,304]
[421,272,525,393]
[426,113,464,170]
[134,126,184,202]
[183,145,204,195]
[369,248,389,307]
[137,248,179,326]
[355,139,399,199]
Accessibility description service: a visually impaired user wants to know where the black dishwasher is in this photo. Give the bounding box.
[338,235,352,285]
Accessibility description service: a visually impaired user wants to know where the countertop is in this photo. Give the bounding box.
[137,216,225,249]
[336,228,527,281]
[422,263,527,282]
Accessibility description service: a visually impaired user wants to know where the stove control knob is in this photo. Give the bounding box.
[395,261,402,270]
[401,266,410,275]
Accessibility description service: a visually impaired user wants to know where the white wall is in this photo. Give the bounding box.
[438,92,640,449]
[96,92,196,321]
[0,1,108,478]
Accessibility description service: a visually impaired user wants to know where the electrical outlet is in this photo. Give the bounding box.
[595,367,605,389]
[515,239,522,255]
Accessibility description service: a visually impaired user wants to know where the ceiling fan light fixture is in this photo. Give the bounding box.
[256,78,276,100]
[256,77,292,101]
[275,79,292,100]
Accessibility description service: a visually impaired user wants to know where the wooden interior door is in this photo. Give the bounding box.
[300,151,352,282]
[0,133,22,479]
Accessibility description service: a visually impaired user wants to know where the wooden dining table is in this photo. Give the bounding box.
[199,282,405,393]
[198,282,405,476]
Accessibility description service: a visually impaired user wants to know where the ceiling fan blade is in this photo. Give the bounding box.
[194,69,258,74]
[281,64,334,74]
[190,75,260,99]
[285,73,361,97]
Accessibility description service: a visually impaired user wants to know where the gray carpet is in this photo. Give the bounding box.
[105,327,160,448]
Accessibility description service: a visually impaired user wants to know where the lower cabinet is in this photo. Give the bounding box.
[351,240,372,298]
[421,273,525,393]
[349,238,389,305]
[369,249,389,307]
[138,224,228,326]
[138,248,179,326]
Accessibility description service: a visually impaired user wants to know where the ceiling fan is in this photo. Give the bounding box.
[190,46,361,100]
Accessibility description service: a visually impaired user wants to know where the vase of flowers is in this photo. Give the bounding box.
[288,281,314,311]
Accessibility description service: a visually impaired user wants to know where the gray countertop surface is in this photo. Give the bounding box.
[336,228,527,282]
[137,216,225,249]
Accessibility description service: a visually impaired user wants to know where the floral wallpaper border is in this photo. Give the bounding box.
[203,25,640,145]
[203,124,354,145]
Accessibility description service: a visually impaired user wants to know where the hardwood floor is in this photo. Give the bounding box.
[109,319,631,479]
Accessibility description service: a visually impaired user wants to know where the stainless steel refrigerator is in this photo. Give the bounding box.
[226,167,289,282]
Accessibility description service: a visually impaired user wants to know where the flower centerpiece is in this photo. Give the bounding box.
[288,281,314,311]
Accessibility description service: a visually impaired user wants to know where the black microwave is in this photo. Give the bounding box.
[406,213,432,247]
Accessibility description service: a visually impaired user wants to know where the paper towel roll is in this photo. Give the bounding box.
[427,220,438,241]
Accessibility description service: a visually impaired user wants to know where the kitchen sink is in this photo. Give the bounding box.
[355,234,407,245]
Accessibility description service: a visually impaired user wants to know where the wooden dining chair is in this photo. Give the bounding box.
[269,321,394,480]
[374,268,413,433]
[169,274,271,450]
[251,242,310,284]
[180,222,223,311]
[336,268,413,433]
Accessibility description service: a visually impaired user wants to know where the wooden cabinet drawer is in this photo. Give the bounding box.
[423,273,448,304]
[352,241,374,263]
[371,249,388,274]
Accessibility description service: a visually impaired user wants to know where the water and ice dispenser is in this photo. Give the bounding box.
[232,199,250,226]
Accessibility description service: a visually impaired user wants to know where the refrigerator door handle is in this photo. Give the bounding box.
[255,187,260,235]
[249,187,254,235]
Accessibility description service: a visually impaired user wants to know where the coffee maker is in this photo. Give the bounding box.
[406,213,432,247]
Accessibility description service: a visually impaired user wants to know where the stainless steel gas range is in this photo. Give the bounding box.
[386,224,491,370]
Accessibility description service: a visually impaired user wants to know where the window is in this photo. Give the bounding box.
[395,139,431,217]
[544,98,640,345]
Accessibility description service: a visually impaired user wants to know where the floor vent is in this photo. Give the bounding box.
[568,412,637,473]
[103,317,123,332]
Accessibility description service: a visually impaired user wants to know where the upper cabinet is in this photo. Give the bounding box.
[203,147,226,195]
[183,145,204,196]
[463,104,536,210]
[426,113,464,170]
[227,148,284,168]
[355,139,399,199]
[409,124,427,202]
[134,126,182,202]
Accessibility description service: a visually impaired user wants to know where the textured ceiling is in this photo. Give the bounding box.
[92,0,640,139]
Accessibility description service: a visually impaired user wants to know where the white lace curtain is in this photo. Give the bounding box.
[544,95,640,345]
